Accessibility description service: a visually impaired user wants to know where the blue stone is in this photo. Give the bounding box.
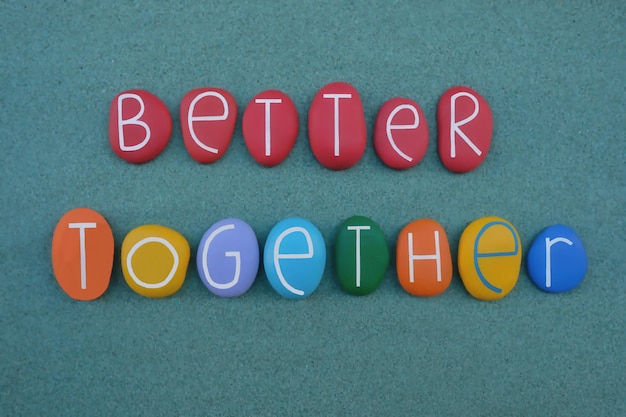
[263,217,326,299]
[526,224,587,293]
[196,218,259,297]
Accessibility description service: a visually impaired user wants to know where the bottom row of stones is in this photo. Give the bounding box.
[51,209,588,301]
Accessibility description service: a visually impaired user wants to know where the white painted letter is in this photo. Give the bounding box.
[544,237,573,288]
[202,224,241,290]
[408,231,442,283]
[68,222,97,289]
[450,92,482,158]
[118,93,151,151]
[126,237,179,289]
[323,93,352,156]
[255,98,282,156]
[273,227,314,296]
[386,104,419,162]
[347,225,371,287]
[188,91,229,154]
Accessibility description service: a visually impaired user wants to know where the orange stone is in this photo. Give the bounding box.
[51,208,114,300]
[396,218,452,297]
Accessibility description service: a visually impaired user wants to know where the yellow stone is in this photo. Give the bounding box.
[457,216,522,301]
[121,224,190,298]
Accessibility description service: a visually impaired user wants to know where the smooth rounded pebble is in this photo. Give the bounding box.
[180,87,238,163]
[51,208,114,301]
[437,86,492,173]
[121,224,190,298]
[243,89,298,167]
[374,97,429,170]
[458,216,521,300]
[308,81,366,170]
[527,224,588,293]
[396,218,453,297]
[264,217,326,299]
[335,215,389,296]
[109,89,172,164]
[197,218,259,297]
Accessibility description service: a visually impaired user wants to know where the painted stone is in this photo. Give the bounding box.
[196,218,260,297]
[109,89,172,164]
[242,90,298,167]
[334,216,389,296]
[264,218,326,299]
[396,219,452,297]
[527,224,587,293]
[180,88,238,163]
[308,81,366,170]
[374,97,429,170]
[51,208,114,301]
[437,86,492,173]
[458,216,522,301]
[121,225,190,298]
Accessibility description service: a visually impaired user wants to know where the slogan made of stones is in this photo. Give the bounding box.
[50,82,588,301]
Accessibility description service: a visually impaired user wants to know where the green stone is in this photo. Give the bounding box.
[334,215,389,295]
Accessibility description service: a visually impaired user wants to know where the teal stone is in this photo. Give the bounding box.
[334,215,389,295]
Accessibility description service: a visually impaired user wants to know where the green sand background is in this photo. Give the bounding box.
[2,1,624,416]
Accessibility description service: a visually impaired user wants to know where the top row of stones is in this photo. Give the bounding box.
[108,82,493,173]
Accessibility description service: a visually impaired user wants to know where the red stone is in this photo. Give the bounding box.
[109,89,172,164]
[180,88,238,164]
[308,82,366,170]
[437,86,493,173]
[374,97,428,170]
[242,90,298,167]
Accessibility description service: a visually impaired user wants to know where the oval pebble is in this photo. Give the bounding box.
[196,218,260,297]
[121,225,190,298]
[242,90,299,167]
[458,216,522,300]
[437,86,492,173]
[51,208,114,301]
[109,89,172,164]
[526,224,588,293]
[308,81,366,170]
[180,88,238,163]
[396,218,452,297]
[374,97,429,170]
[264,218,326,299]
[334,215,389,296]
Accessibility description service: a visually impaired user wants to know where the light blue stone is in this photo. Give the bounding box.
[526,224,587,293]
[196,218,259,298]
[263,217,326,299]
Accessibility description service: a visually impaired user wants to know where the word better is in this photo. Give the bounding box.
[109,82,493,172]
